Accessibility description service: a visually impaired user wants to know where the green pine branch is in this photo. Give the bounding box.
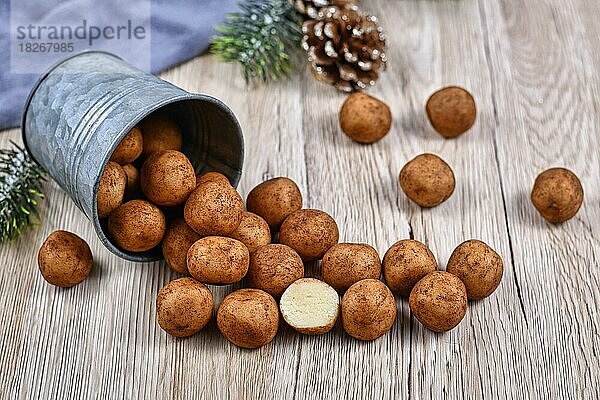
[211,0,303,83]
[0,142,47,243]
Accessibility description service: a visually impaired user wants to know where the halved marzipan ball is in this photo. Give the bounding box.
[184,181,244,236]
[107,200,166,252]
[247,244,304,297]
[140,114,183,157]
[321,243,381,292]
[339,92,392,144]
[110,126,143,164]
[141,150,196,206]
[446,240,503,300]
[280,278,339,335]
[161,218,201,275]
[38,230,93,288]
[278,209,339,261]
[187,236,249,285]
[409,271,467,332]
[246,177,302,230]
[229,211,271,254]
[426,86,476,138]
[530,167,584,223]
[122,164,141,198]
[156,277,214,337]
[196,171,230,187]
[399,153,455,207]
[383,239,438,298]
[217,289,279,348]
[97,161,127,218]
[341,279,396,341]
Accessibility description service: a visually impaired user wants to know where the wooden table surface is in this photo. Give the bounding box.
[1,1,599,398]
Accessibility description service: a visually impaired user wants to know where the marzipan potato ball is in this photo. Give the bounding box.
[229,211,271,254]
[110,126,143,164]
[217,289,279,349]
[341,279,396,341]
[140,114,183,158]
[530,167,584,223]
[247,244,304,297]
[339,92,392,144]
[426,86,476,138]
[184,181,244,236]
[409,271,467,332]
[446,240,503,300]
[156,277,214,337]
[196,171,230,187]
[97,161,127,218]
[187,236,250,285]
[321,243,382,292]
[279,278,339,335]
[246,177,303,230]
[399,153,455,208]
[161,218,201,275]
[383,239,438,298]
[122,164,141,198]
[279,209,339,261]
[107,199,166,252]
[38,230,93,288]
[140,150,196,206]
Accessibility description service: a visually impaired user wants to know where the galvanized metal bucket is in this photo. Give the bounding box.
[22,51,244,262]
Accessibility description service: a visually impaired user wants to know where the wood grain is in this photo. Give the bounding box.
[0,0,598,398]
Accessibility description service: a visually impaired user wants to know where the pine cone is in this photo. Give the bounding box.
[301,5,387,92]
[292,0,354,20]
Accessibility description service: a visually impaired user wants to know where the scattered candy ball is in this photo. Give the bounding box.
[107,199,166,252]
[156,277,214,337]
[186,236,249,285]
[446,240,503,300]
[339,92,392,144]
[279,209,339,261]
[399,153,455,207]
[217,288,279,349]
[228,211,271,254]
[383,239,438,298]
[110,126,143,164]
[409,271,467,332]
[531,167,584,223]
[140,150,196,207]
[184,181,244,236]
[122,164,141,198]
[97,161,127,218]
[161,218,201,275]
[279,278,339,335]
[321,243,381,292]
[38,230,93,288]
[426,86,476,138]
[196,171,230,187]
[247,244,304,297]
[139,114,183,158]
[246,177,303,230]
[341,279,396,341]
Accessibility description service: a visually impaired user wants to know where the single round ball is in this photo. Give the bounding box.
[409,271,467,332]
[279,209,339,261]
[156,277,214,337]
[280,278,339,335]
[322,243,381,292]
[383,240,438,298]
[341,279,397,341]
[184,181,244,236]
[217,289,279,348]
[97,161,127,218]
[161,218,201,275]
[229,212,271,254]
[246,177,303,230]
[187,236,250,285]
[399,153,455,207]
[247,244,304,297]
[140,114,183,157]
[446,240,503,300]
[107,200,166,252]
[426,86,476,138]
[339,92,392,144]
[122,164,141,198]
[531,167,584,223]
[38,230,93,288]
[196,171,230,187]
[110,126,143,164]
[141,150,196,206]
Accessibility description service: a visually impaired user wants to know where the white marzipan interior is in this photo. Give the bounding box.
[280,279,340,328]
